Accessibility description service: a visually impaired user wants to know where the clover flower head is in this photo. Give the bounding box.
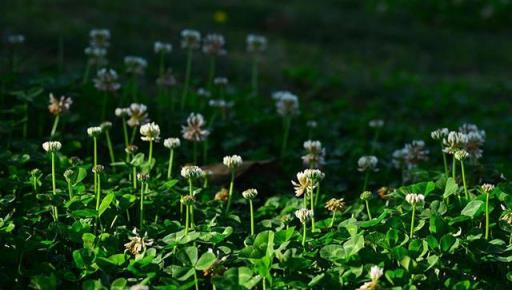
[481,183,495,193]
[154,41,172,54]
[156,68,177,87]
[100,121,112,131]
[302,140,326,169]
[443,131,468,155]
[137,172,149,181]
[203,33,226,56]
[30,168,42,177]
[369,266,384,281]
[87,126,103,137]
[223,155,243,170]
[325,198,346,212]
[125,144,139,154]
[140,122,160,142]
[181,194,196,205]
[84,46,107,65]
[48,93,73,115]
[368,119,384,128]
[213,76,228,86]
[306,120,318,128]
[124,228,153,256]
[89,29,110,48]
[294,208,312,223]
[275,91,299,117]
[92,164,105,174]
[304,169,325,182]
[93,68,121,92]
[405,193,425,205]
[246,34,267,53]
[63,169,74,181]
[42,141,62,152]
[164,138,180,149]
[358,156,379,172]
[392,140,429,170]
[127,103,149,127]
[242,188,258,200]
[181,165,204,179]
[431,128,449,141]
[291,171,315,197]
[209,99,234,109]
[215,188,229,201]
[182,113,210,142]
[7,34,25,45]
[360,191,372,201]
[501,211,512,225]
[115,107,131,118]
[181,29,201,49]
[454,149,469,161]
[124,56,148,75]
[459,124,485,159]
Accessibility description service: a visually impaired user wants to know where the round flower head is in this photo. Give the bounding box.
[431,128,449,141]
[115,107,131,118]
[181,29,201,49]
[325,198,346,212]
[181,194,196,205]
[369,266,384,281]
[48,93,73,115]
[139,122,160,142]
[89,29,110,48]
[127,103,149,127]
[368,119,384,128]
[181,165,204,179]
[124,56,148,75]
[163,138,181,149]
[92,164,105,174]
[100,121,112,131]
[42,141,62,152]
[246,34,267,53]
[209,99,234,110]
[295,208,311,224]
[223,155,243,170]
[93,68,121,92]
[501,212,512,225]
[156,68,177,87]
[215,188,229,201]
[63,169,74,181]
[124,228,154,256]
[154,41,172,54]
[304,169,325,182]
[405,193,425,205]
[302,140,326,168]
[292,171,315,197]
[443,131,468,155]
[275,91,299,117]
[7,34,25,45]
[454,149,469,161]
[84,46,108,66]
[360,191,372,201]
[137,172,150,182]
[459,124,486,160]
[202,33,226,56]
[392,140,429,170]
[125,144,139,154]
[87,126,103,137]
[357,156,379,172]
[481,183,495,193]
[242,188,258,200]
[181,113,210,142]
[213,76,228,86]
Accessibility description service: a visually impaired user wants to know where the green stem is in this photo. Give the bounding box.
[93,137,98,194]
[181,48,193,110]
[132,166,137,190]
[148,140,154,170]
[280,116,291,158]
[96,173,101,210]
[122,118,129,152]
[362,171,370,192]
[452,156,456,180]
[50,115,60,137]
[67,181,73,200]
[249,200,254,235]
[460,161,469,199]
[130,126,137,145]
[193,269,199,290]
[23,103,28,139]
[310,188,316,232]
[167,149,174,179]
[441,143,449,177]
[51,152,58,222]
[82,62,91,85]
[105,130,116,165]
[262,278,266,290]
[140,181,145,229]
[485,192,490,240]
[185,202,189,235]
[188,178,194,228]
[365,200,372,220]
[225,172,235,213]
[302,222,306,247]
[410,205,416,238]
[330,211,336,228]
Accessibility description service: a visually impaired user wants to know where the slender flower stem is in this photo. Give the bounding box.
[122,118,129,160]
[452,156,457,180]
[188,178,195,229]
[167,149,175,179]
[95,173,101,210]
[185,201,189,235]
[280,116,291,158]
[302,222,307,247]
[310,188,316,232]
[93,137,98,194]
[193,142,198,164]
[181,48,193,109]
[441,143,449,177]
[262,278,266,290]
[140,181,145,229]
[365,200,372,220]
[132,166,137,190]
[485,191,490,240]
[82,62,91,85]
[362,171,370,192]
[50,115,60,137]
[370,129,380,154]
[460,160,469,199]
[67,180,73,200]
[148,140,153,169]
[130,126,137,144]
[207,56,215,91]
[193,270,199,290]
[105,130,115,165]
[330,211,336,228]
[249,200,255,235]
[51,152,58,222]
[314,183,320,207]
[410,205,416,238]
[225,171,235,213]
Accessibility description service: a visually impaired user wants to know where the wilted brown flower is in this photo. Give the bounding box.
[181,113,210,142]
[325,198,346,212]
[48,93,72,115]
[215,188,229,201]
[124,228,154,256]
[127,103,149,127]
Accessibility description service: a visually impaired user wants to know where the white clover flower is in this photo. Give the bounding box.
[242,188,258,200]
[124,56,148,75]
[156,68,177,87]
[197,88,212,98]
[181,165,204,179]
[291,171,315,197]
[202,33,226,56]
[181,29,201,49]
[392,140,429,170]
[223,155,243,170]
[454,149,469,161]
[275,91,299,117]
[481,183,495,193]
[48,93,73,115]
[405,193,425,205]
[89,29,110,48]
[124,228,153,256]
[93,68,121,92]
[246,34,267,53]
[306,120,318,128]
[209,99,234,109]
[87,126,103,137]
[154,41,172,54]
[459,124,485,159]
[92,164,105,174]
[213,76,228,86]
[42,141,62,152]
[181,113,210,142]
[140,122,160,142]
[431,128,449,141]
[84,46,107,65]
[163,138,180,149]
[443,131,468,155]
[368,119,384,128]
[302,140,326,168]
[369,266,384,281]
[115,107,131,118]
[136,172,150,181]
[127,103,149,127]
[100,121,112,131]
[357,156,379,172]
[303,169,325,182]
[7,34,25,45]
[294,208,311,223]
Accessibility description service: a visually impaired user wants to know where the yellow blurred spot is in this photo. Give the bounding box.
[213,10,228,23]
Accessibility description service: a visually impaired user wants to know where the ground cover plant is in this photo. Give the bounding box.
[2,1,512,289]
